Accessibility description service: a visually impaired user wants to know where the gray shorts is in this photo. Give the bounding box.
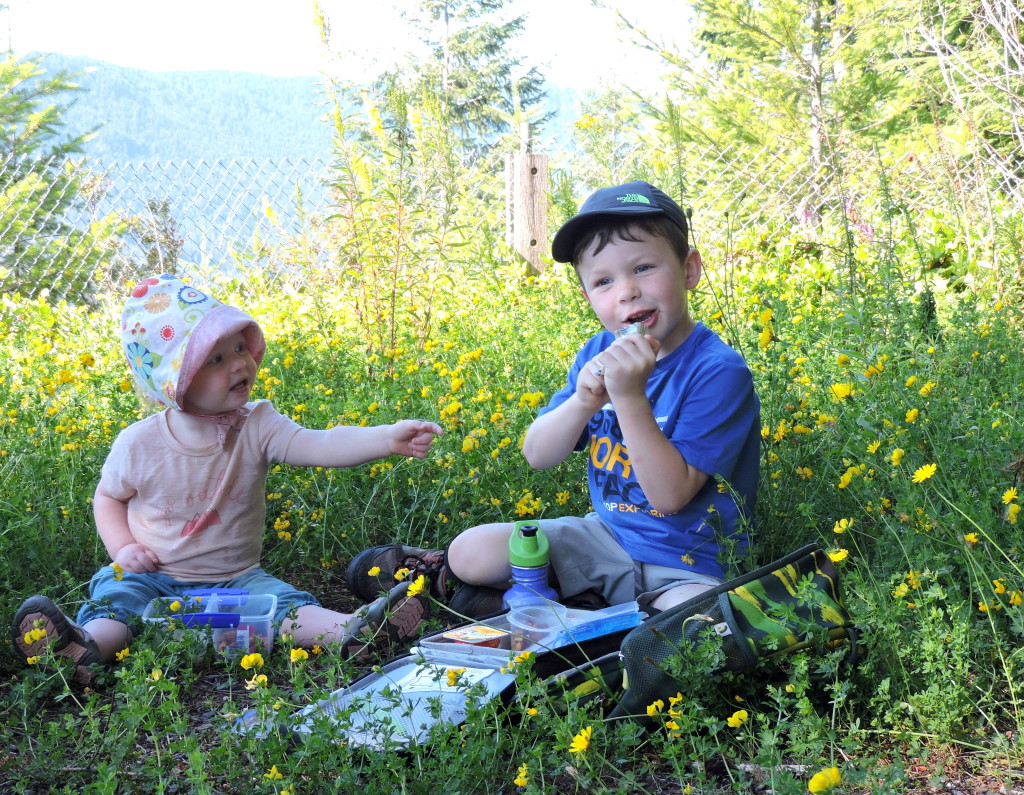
[536,513,722,607]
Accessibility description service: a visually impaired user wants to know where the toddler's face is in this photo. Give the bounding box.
[182,331,257,416]
[576,232,701,357]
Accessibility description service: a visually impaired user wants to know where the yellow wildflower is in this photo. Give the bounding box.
[265,765,284,780]
[115,648,130,662]
[727,709,749,728]
[568,725,593,754]
[290,648,309,663]
[241,653,265,670]
[112,562,125,581]
[513,763,529,787]
[407,574,428,598]
[1003,487,1018,505]
[829,383,853,401]
[912,463,937,483]
[828,549,849,563]
[808,766,842,793]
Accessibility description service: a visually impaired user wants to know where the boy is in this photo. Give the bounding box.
[12,275,443,684]
[347,181,760,617]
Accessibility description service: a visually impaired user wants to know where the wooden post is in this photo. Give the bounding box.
[506,123,548,274]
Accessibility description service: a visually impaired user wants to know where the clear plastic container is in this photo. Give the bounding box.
[142,589,276,655]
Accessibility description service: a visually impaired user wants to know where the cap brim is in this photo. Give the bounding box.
[551,207,665,263]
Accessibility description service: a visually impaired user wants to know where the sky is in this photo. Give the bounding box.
[4,0,685,91]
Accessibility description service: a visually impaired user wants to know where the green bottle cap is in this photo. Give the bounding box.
[508,521,550,568]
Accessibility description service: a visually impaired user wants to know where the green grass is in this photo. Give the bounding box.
[2,229,1023,792]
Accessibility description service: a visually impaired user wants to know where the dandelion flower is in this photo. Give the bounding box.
[1003,487,1018,505]
[829,383,853,401]
[112,562,125,581]
[912,463,937,483]
[964,532,979,545]
[407,574,428,598]
[569,725,592,754]
[808,766,842,793]
[726,709,749,728]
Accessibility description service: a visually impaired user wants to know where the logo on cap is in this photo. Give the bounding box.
[616,193,651,205]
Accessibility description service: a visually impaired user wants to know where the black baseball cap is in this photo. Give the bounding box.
[551,180,688,263]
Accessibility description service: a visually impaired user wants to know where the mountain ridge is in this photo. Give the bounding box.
[33,53,582,164]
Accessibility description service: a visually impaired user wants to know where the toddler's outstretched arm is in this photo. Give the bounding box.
[284,420,443,468]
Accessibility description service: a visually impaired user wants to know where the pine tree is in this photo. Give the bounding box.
[385,0,549,143]
[0,54,120,303]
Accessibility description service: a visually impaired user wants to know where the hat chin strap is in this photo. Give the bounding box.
[181,406,251,446]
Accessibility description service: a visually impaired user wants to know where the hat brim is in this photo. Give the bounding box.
[551,207,667,264]
[174,305,266,407]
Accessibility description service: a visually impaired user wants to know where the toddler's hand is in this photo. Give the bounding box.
[390,419,443,459]
[114,542,159,574]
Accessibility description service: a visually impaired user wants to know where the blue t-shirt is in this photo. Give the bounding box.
[538,323,761,578]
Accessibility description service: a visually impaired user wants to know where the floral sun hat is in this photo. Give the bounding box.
[121,275,266,418]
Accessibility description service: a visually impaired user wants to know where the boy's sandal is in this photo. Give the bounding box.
[339,580,430,662]
[12,595,103,685]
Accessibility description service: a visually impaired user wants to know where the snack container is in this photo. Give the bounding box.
[142,589,277,655]
[507,602,569,651]
[442,625,509,648]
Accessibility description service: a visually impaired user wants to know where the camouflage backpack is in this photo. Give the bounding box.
[604,543,863,725]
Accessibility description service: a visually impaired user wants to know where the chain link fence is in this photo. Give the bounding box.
[0,139,1020,304]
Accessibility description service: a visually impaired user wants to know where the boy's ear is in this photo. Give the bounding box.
[684,249,703,289]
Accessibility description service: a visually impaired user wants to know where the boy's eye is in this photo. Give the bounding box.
[235,343,246,353]
[593,277,611,288]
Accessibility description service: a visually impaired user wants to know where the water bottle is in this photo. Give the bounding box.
[504,521,559,609]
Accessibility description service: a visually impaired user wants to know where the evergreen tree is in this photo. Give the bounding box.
[609,0,938,161]
[384,0,549,143]
[0,54,121,303]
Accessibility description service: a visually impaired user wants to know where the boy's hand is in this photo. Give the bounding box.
[588,333,661,401]
[389,420,444,459]
[114,542,159,574]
